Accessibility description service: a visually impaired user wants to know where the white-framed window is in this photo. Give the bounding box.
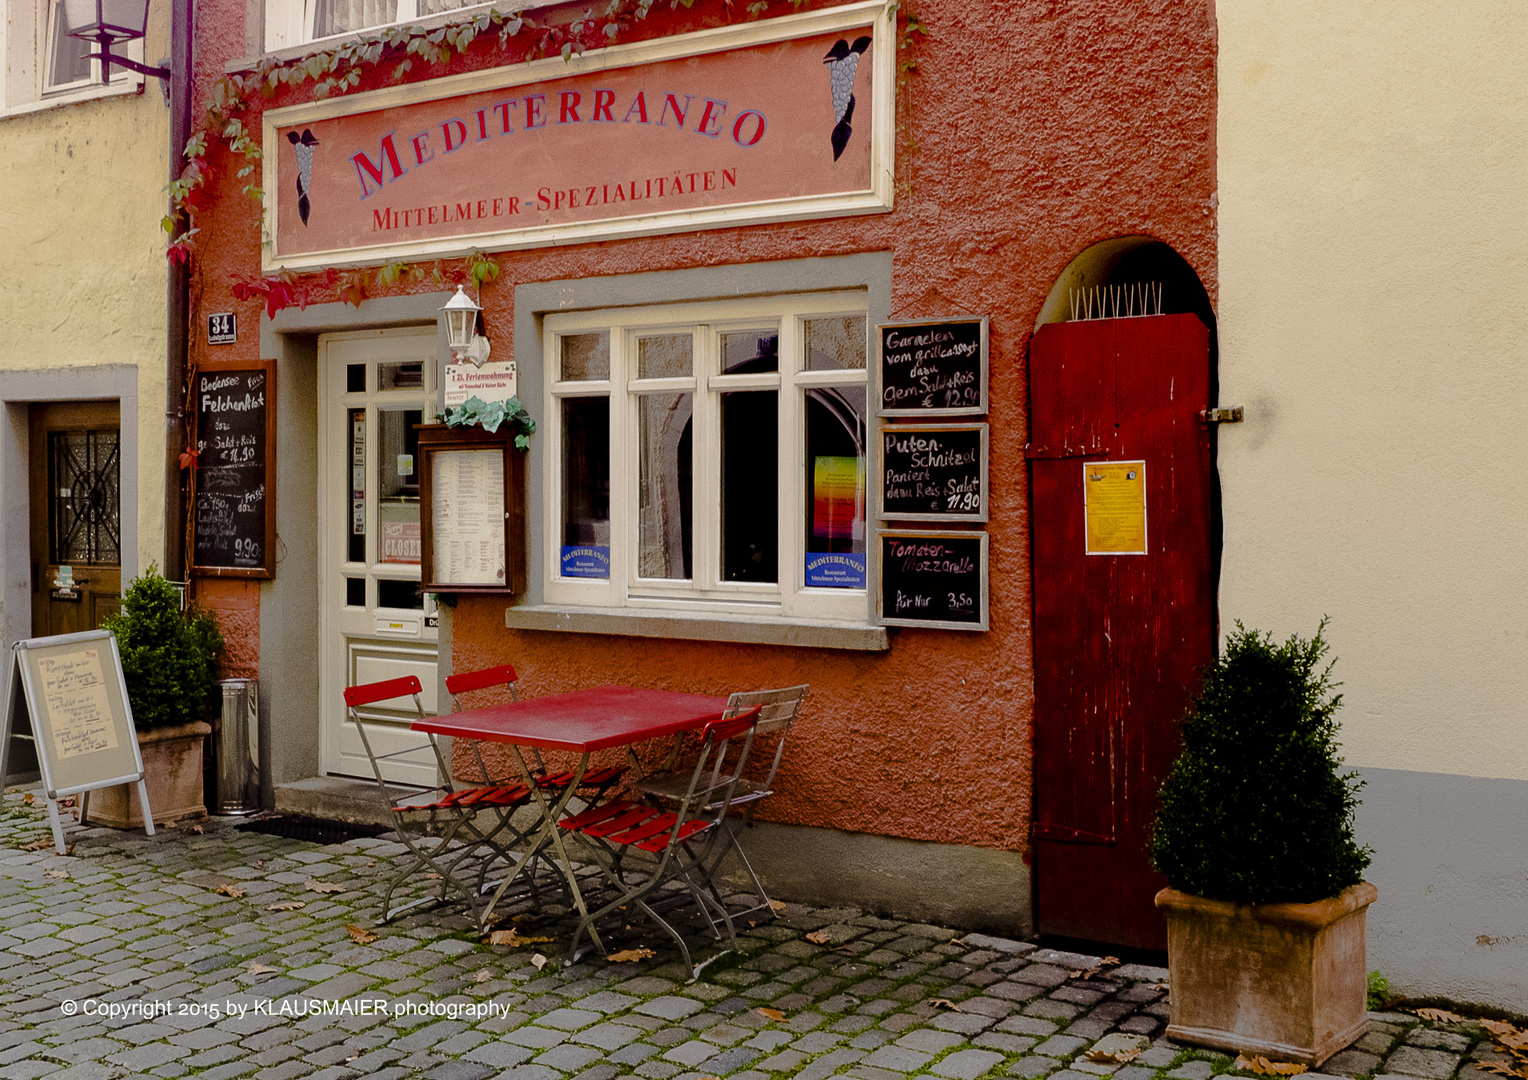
[0,0,143,112]
[263,0,559,53]
[545,292,870,623]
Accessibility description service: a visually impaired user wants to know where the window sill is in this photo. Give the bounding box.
[0,80,143,121]
[503,603,889,652]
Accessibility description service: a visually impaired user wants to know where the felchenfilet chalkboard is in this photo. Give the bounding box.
[878,530,988,630]
[877,316,988,416]
[880,424,988,522]
[191,364,276,578]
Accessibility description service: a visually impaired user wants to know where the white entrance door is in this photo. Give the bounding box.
[319,328,441,786]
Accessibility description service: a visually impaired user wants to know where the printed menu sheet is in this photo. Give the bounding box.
[38,649,119,760]
[1084,460,1148,555]
[431,449,506,586]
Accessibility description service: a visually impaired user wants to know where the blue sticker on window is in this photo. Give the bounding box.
[804,552,866,589]
[561,546,610,579]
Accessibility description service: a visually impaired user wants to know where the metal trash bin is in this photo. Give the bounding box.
[214,679,259,815]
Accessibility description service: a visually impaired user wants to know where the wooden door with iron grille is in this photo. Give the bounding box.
[30,402,123,637]
[1028,313,1217,951]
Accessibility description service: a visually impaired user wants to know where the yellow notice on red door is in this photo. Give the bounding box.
[1084,461,1147,555]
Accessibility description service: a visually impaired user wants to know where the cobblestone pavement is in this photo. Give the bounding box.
[0,788,1515,1080]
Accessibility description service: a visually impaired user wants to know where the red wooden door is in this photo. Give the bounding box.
[1028,313,1217,951]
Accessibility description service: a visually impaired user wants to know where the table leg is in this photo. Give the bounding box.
[482,747,605,955]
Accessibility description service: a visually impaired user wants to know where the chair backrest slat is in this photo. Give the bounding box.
[445,664,518,697]
[703,706,762,746]
[345,675,423,708]
[723,684,807,735]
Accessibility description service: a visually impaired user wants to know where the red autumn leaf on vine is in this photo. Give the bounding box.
[179,446,198,469]
[166,243,192,267]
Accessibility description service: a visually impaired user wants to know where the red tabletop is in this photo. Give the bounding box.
[413,685,730,753]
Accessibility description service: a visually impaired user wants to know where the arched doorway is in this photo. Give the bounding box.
[1028,237,1220,951]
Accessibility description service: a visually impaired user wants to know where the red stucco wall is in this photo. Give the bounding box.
[188,0,1217,856]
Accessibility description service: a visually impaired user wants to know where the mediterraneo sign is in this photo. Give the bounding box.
[262,1,894,271]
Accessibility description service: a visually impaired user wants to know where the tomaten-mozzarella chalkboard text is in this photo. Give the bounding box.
[191,364,276,579]
[877,316,988,416]
[880,424,988,521]
[878,530,988,630]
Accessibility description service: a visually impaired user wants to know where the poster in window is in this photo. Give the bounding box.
[806,455,865,588]
[561,546,611,579]
[1084,460,1148,555]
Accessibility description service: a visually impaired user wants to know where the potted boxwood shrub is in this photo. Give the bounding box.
[1152,621,1376,1066]
[85,567,224,828]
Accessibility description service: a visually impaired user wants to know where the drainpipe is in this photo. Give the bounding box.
[164,0,193,581]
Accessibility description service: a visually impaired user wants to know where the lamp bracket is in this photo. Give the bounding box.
[85,50,172,82]
[452,335,492,368]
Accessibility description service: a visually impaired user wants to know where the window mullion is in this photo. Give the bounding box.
[693,325,719,591]
[610,329,632,598]
[778,316,803,615]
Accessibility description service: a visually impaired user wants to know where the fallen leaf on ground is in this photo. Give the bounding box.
[1069,955,1122,979]
[486,929,555,947]
[346,924,378,944]
[768,899,786,912]
[1482,1020,1519,1038]
[247,962,278,975]
[1147,981,1170,991]
[928,998,963,1012]
[215,883,246,898]
[756,1007,786,1022]
[606,948,656,963]
[471,968,493,983]
[44,868,70,879]
[265,901,305,912]
[186,824,204,835]
[18,836,54,851]
[1413,1007,1470,1024]
[1235,1054,1308,1076]
[23,793,34,805]
[530,953,548,970]
[805,930,832,944]
[1084,1034,1152,1064]
[1474,1064,1528,1080]
[305,879,345,894]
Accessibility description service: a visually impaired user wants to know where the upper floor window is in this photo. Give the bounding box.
[263,0,558,52]
[0,0,144,111]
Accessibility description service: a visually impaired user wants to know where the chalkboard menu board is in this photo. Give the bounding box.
[191,364,276,578]
[880,424,988,522]
[878,316,988,416]
[878,530,988,631]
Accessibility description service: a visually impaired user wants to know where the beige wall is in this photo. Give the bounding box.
[0,43,170,574]
[1217,1,1528,784]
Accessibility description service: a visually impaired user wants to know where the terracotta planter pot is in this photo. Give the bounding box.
[85,721,212,829]
[1155,882,1378,1066]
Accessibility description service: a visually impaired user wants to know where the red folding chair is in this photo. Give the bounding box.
[446,664,628,797]
[345,675,535,928]
[559,707,763,973]
[634,684,808,921]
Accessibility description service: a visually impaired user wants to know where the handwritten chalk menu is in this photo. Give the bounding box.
[2,631,153,852]
[878,530,989,631]
[881,424,989,522]
[191,364,276,578]
[878,316,988,417]
[431,449,506,586]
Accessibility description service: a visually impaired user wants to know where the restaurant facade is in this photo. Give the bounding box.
[184,0,1219,946]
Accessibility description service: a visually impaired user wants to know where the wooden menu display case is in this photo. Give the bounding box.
[417,423,526,594]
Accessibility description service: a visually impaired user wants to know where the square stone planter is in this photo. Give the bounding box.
[85,720,212,828]
[1155,882,1379,1066]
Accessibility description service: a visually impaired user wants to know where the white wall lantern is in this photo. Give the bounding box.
[441,286,492,367]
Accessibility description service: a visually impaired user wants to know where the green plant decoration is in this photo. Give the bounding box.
[104,567,225,732]
[441,395,536,449]
[1151,620,1371,905]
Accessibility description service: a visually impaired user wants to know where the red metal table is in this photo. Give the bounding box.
[412,685,729,949]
